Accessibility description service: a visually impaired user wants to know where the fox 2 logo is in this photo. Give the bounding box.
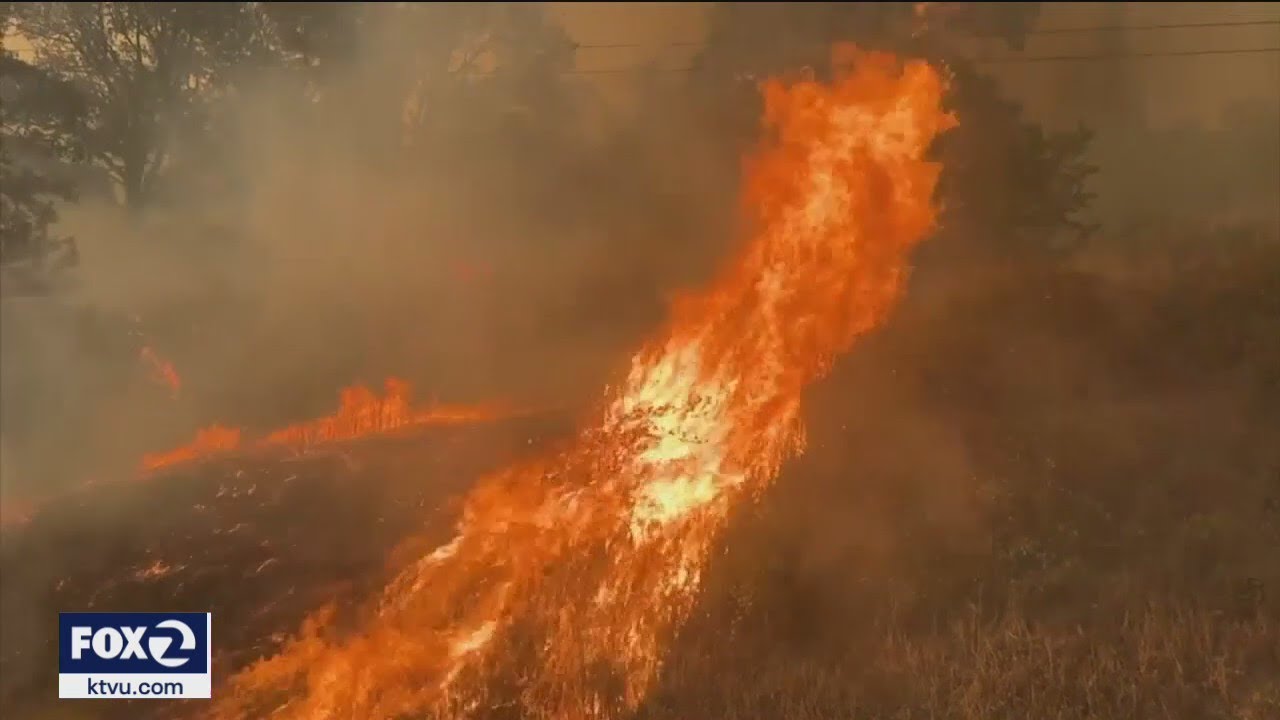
[59,613,210,675]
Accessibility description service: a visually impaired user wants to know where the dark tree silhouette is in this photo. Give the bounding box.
[0,44,85,289]
[8,2,270,210]
[687,2,1095,261]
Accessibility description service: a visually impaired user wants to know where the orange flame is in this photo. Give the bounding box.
[257,378,510,451]
[139,345,182,399]
[140,379,513,473]
[214,46,955,719]
[140,425,242,472]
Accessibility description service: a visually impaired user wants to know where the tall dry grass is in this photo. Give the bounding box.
[637,225,1280,720]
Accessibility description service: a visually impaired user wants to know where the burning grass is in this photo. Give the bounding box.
[140,378,522,474]
[204,45,954,720]
[0,413,570,720]
[3,38,1278,720]
[4,238,1278,720]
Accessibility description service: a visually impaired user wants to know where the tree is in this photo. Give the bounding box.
[686,2,1095,260]
[0,32,85,287]
[256,2,362,75]
[931,60,1097,259]
[8,2,270,210]
[308,3,579,169]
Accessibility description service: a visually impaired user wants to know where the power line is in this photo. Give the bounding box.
[9,37,1276,77]
[1025,18,1280,36]
[573,19,1280,51]
[975,46,1280,65]
[562,46,1280,77]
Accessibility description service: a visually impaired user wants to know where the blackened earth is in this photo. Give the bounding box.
[0,413,570,720]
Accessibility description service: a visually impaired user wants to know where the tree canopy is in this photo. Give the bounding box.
[0,41,83,278]
[1,1,1098,279]
[688,1,1096,259]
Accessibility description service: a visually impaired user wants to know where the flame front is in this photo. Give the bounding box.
[140,379,514,473]
[215,47,955,720]
[141,425,242,472]
[256,378,512,452]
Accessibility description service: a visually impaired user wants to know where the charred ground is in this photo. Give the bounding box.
[1,414,573,720]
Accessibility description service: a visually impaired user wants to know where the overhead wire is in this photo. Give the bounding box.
[7,20,1277,75]
[570,18,1280,51]
[558,46,1280,78]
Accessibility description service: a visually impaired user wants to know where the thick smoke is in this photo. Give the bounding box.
[1,4,1277,716]
[0,5,721,501]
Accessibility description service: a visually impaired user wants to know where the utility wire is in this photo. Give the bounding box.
[1023,18,1280,36]
[975,46,1280,65]
[9,33,1277,72]
[561,46,1280,77]
[7,20,1278,57]
[573,19,1280,51]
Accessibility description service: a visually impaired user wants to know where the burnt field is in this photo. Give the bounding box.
[0,413,572,720]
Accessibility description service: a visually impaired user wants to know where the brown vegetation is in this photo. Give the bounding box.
[7,225,1276,720]
[639,225,1280,720]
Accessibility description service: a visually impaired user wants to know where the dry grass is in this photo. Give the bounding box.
[636,228,1280,720]
[5,229,1277,720]
[643,607,1278,720]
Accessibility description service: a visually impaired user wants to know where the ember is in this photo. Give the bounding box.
[139,345,182,399]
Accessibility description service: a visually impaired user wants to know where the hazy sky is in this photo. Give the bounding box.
[7,3,1274,128]
[551,2,1280,129]
[999,2,1279,129]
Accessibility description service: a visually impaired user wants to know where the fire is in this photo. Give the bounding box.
[141,425,242,472]
[139,345,182,398]
[257,378,510,451]
[214,46,955,719]
[141,379,513,473]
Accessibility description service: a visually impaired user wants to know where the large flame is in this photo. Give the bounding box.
[140,379,514,473]
[214,46,955,719]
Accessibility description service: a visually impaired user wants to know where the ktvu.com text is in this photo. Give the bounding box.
[58,612,212,700]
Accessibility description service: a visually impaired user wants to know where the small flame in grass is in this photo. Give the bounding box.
[139,379,516,473]
[256,379,510,452]
[141,425,243,472]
